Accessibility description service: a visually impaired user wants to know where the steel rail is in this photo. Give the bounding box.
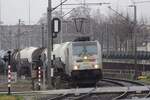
[104,78,145,86]
[102,79,125,86]
[48,94,70,100]
[106,78,146,99]
[112,90,129,100]
[103,78,129,100]
[70,79,126,100]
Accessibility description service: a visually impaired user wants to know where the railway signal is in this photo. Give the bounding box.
[51,18,61,51]
[52,18,61,38]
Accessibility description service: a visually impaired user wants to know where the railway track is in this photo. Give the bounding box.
[104,78,145,86]
[104,78,150,100]
[37,79,120,100]
[5,78,148,100]
[37,78,148,100]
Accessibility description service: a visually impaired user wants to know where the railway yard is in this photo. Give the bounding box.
[1,0,150,100]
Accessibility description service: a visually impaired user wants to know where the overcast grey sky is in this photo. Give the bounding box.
[1,0,150,25]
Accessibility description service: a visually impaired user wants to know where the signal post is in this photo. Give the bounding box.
[47,0,52,89]
[7,51,11,95]
[47,0,61,89]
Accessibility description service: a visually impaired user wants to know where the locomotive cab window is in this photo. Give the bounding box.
[72,42,97,56]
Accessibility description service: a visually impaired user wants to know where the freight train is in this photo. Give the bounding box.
[51,40,103,85]
[0,39,103,86]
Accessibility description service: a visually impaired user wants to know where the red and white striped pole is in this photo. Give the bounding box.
[8,65,11,94]
[38,66,41,90]
[7,51,11,95]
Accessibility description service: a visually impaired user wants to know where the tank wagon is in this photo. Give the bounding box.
[10,47,36,76]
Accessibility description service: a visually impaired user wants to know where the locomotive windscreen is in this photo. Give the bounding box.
[72,42,97,56]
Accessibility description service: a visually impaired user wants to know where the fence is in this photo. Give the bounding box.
[103,69,136,80]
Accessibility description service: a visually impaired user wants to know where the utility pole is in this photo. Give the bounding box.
[106,23,109,54]
[28,0,31,25]
[41,23,46,90]
[18,19,21,73]
[129,5,137,79]
[17,19,24,75]
[101,32,104,52]
[9,30,12,49]
[47,0,52,89]
[60,0,63,43]
[0,27,1,50]
[133,5,138,79]
[41,24,45,47]
[18,19,21,49]
[0,0,1,50]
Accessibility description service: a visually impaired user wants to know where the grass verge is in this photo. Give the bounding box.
[138,79,150,85]
[0,94,24,100]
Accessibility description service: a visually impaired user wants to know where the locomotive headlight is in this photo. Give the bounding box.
[73,65,79,70]
[94,64,99,69]
[84,56,88,60]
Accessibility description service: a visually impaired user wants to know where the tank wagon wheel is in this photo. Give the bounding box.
[53,76,61,89]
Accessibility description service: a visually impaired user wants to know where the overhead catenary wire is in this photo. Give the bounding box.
[63,2,110,6]
[52,0,68,11]
[134,0,150,4]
